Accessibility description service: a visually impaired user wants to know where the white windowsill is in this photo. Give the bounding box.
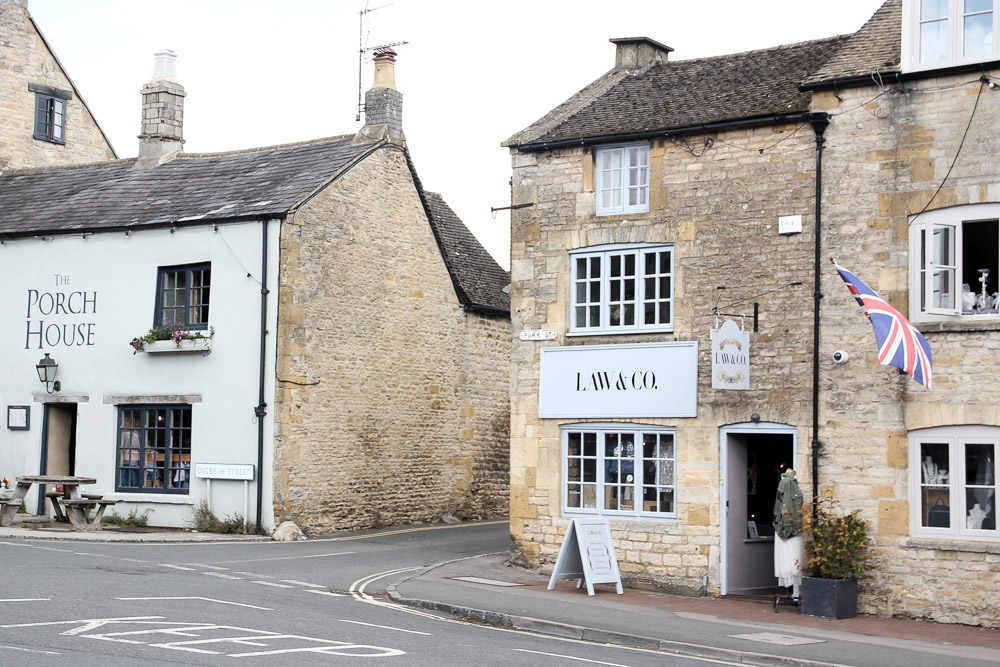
[144,338,212,354]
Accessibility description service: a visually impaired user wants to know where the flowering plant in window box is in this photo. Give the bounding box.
[0,478,11,500]
[130,322,214,356]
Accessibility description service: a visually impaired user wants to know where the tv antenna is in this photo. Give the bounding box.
[357,3,408,121]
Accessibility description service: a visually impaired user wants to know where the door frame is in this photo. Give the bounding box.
[719,421,797,596]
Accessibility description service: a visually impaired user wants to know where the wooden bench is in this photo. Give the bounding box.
[45,490,68,522]
[59,498,117,527]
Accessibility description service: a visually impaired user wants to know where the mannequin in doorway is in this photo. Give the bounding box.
[772,464,805,597]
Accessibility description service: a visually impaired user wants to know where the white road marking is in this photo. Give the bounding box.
[251,581,293,588]
[212,551,355,564]
[453,576,524,587]
[188,563,230,570]
[159,564,196,571]
[281,579,325,588]
[116,597,272,610]
[236,571,274,578]
[729,632,825,646]
[339,619,432,635]
[202,572,242,580]
[513,649,632,665]
[305,590,345,598]
[0,616,163,629]
[0,598,49,602]
[0,644,61,655]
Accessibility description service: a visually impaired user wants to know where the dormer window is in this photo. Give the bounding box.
[29,84,71,144]
[596,143,649,216]
[905,0,998,70]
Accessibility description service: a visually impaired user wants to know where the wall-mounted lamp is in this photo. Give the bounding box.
[750,413,761,424]
[36,353,61,394]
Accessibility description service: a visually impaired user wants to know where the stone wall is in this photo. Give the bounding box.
[0,0,115,170]
[509,66,1000,627]
[272,143,509,534]
[814,69,1000,627]
[509,125,820,594]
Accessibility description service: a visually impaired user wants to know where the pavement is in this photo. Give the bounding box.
[2,518,998,666]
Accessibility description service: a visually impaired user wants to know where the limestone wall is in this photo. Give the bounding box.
[509,125,819,594]
[0,0,115,170]
[272,144,509,534]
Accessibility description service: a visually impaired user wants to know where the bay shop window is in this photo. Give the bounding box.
[562,423,676,519]
[911,426,997,539]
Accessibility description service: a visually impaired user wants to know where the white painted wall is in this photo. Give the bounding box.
[0,220,280,530]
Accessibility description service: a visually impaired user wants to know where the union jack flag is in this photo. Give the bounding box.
[834,262,933,390]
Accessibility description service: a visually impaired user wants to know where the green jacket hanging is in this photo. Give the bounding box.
[772,471,804,539]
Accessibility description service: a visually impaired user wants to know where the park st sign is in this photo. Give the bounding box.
[538,342,698,418]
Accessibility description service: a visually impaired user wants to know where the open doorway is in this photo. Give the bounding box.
[721,425,795,596]
[35,403,77,515]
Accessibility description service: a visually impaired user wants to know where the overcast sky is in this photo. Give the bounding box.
[29,0,887,270]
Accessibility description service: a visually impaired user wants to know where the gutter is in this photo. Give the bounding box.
[799,58,1000,92]
[254,220,269,535]
[514,111,815,153]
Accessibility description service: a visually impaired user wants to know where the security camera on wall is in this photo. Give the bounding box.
[832,350,849,364]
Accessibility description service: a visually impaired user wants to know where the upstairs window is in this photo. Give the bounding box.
[910,204,999,321]
[906,0,998,70]
[596,144,649,216]
[156,263,211,330]
[33,92,66,144]
[570,243,673,335]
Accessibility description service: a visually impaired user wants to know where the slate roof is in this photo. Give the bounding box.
[0,135,374,234]
[0,135,508,315]
[506,35,849,148]
[424,192,509,313]
[804,0,901,87]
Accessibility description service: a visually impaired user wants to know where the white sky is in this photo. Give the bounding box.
[28,0,887,270]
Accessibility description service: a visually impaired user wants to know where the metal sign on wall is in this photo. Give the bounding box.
[538,342,698,418]
[711,318,750,390]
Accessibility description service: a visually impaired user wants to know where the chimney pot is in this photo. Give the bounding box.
[137,50,186,167]
[152,49,179,83]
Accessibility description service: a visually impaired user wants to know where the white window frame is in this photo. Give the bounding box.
[595,143,650,216]
[910,426,998,541]
[910,203,1000,322]
[561,423,677,520]
[569,243,674,335]
[903,0,999,71]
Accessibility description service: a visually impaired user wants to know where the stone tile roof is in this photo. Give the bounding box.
[804,0,901,87]
[0,134,508,315]
[506,35,849,148]
[424,191,510,313]
[0,135,374,235]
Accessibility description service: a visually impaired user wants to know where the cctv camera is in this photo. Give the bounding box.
[832,350,849,364]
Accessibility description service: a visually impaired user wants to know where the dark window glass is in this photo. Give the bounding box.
[116,405,192,494]
[156,263,211,329]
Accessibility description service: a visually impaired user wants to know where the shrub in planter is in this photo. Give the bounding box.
[801,499,873,619]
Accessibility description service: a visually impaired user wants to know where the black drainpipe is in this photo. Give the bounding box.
[809,112,829,521]
[254,220,269,534]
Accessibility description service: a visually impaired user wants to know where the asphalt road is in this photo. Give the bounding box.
[0,520,727,666]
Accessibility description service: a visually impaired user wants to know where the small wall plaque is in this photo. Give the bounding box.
[778,215,803,235]
[519,330,557,341]
[7,406,30,430]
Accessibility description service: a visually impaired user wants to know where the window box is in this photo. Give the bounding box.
[143,337,212,354]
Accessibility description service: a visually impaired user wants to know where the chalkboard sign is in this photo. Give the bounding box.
[547,518,623,596]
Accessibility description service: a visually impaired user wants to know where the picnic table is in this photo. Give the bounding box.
[0,475,114,530]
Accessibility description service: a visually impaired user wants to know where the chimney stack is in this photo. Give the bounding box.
[354,48,403,144]
[610,37,673,70]
[137,50,185,167]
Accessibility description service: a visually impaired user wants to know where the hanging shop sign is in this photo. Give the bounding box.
[547,518,623,596]
[711,318,750,390]
[538,341,698,418]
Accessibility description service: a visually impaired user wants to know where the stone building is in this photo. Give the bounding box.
[504,0,999,626]
[0,47,510,535]
[0,0,116,170]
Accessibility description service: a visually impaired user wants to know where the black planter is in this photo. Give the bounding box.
[800,576,857,619]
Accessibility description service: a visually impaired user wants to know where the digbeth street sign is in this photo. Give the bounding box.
[538,341,698,418]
